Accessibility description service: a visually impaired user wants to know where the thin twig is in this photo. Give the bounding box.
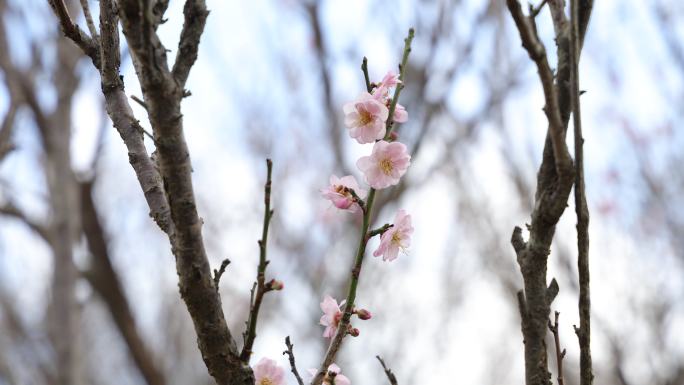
[283,337,305,385]
[570,0,593,384]
[376,356,398,385]
[213,258,231,290]
[530,0,549,18]
[385,28,414,139]
[361,57,372,93]
[79,0,99,42]
[131,95,148,110]
[310,28,414,385]
[47,0,100,67]
[240,159,275,363]
[548,311,566,385]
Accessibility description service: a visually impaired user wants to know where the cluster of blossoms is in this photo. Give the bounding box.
[321,70,414,261]
[253,358,350,385]
[253,70,415,385]
[318,70,415,341]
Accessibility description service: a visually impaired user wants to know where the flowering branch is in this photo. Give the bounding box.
[311,28,415,385]
[376,356,398,385]
[241,159,278,363]
[283,336,305,385]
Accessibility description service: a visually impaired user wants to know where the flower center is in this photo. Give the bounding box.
[259,378,274,385]
[334,185,353,199]
[379,158,393,175]
[359,109,373,125]
[391,232,402,245]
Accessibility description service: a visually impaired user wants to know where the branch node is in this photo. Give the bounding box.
[212,258,230,290]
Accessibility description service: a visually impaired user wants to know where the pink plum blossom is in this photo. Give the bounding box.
[356,140,411,189]
[380,70,401,89]
[393,103,408,123]
[320,295,345,338]
[253,357,285,385]
[308,363,351,385]
[373,209,413,261]
[320,175,367,212]
[343,92,388,144]
[372,71,401,101]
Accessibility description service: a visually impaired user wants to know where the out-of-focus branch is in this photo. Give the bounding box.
[80,180,167,385]
[283,336,305,385]
[240,159,276,363]
[570,1,592,384]
[0,200,50,242]
[376,356,398,385]
[305,2,347,172]
[0,103,17,160]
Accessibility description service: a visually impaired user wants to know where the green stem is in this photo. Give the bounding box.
[240,159,274,363]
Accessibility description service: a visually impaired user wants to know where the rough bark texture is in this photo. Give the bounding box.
[505,1,593,385]
[49,0,254,383]
[570,1,593,384]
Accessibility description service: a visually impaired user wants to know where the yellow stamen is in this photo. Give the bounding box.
[259,379,274,385]
[379,158,393,175]
[359,109,372,125]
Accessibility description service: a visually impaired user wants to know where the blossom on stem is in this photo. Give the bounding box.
[373,209,413,261]
[393,103,408,123]
[356,140,411,189]
[308,364,351,385]
[320,295,346,338]
[343,92,388,144]
[253,357,285,385]
[320,175,367,212]
[372,70,401,101]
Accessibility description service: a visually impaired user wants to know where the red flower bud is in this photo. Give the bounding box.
[355,308,372,320]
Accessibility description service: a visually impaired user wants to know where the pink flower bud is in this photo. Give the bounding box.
[355,309,372,320]
[348,327,360,337]
[388,131,399,142]
[267,279,284,291]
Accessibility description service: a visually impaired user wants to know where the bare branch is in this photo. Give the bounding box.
[548,311,565,385]
[376,356,398,385]
[79,0,99,42]
[99,0,174,235]
[570,1,592,384]
[172,0,209,87]
[213,258,231,290]
[283,337,305,385]
[47,0,100,67]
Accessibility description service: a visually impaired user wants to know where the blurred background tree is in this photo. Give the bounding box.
[0,0,682,384]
